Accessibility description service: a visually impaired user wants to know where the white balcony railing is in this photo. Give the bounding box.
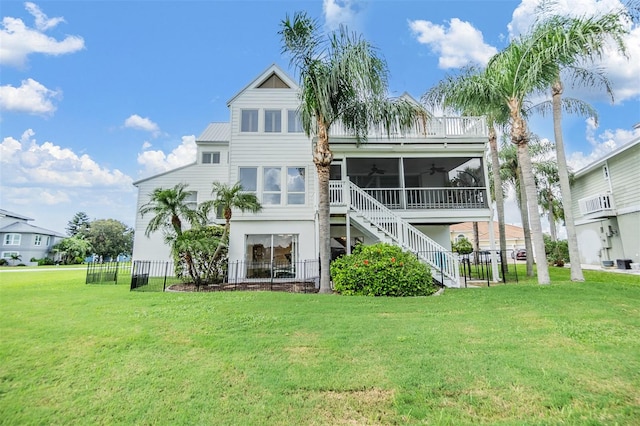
[579,194,615,216]
[329,184,487,210]
[328,116,488,140]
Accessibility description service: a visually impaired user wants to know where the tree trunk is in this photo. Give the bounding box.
[315,118,334,294]
[518,165,534,277]
[489,125,508,270]
[552,78,584,281]
[548,205,557,242]
[513,121,550,285]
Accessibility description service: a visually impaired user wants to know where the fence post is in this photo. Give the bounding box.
[163,261,169,291]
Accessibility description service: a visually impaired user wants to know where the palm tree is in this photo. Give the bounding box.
[139,183,197,239]
[535,161,563,242]
[423,66,511,269]
[525,10,629,281]
[485,30,571,284]
[208,181,262,260]
[280,12,425,293]
[139,183,200,282]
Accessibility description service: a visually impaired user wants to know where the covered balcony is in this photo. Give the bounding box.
[329,157,489,211]
[578,193,616,218]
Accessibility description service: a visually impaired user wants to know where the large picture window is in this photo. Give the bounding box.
[241,109,258,132]
[264,110,282,133]
[245,234,298,278]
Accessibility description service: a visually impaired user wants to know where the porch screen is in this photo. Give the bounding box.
[245,234,298,278]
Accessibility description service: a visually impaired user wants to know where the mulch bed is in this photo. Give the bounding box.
[167,281,319,293]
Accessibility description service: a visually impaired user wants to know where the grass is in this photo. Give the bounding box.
[1,266,639,425]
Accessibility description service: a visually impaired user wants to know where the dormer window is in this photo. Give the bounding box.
[241,109,258,132]
[202,152,220,164]
[264,110,282,133]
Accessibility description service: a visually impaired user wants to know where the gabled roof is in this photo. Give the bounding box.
[133,161,198,186]
[0,221,65,237]
[197,122,230,143]
[575,134,640,178]
[0,209,33,221]
[226,63,299,106]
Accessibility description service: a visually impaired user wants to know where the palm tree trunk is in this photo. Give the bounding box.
[518,166,534,277]
[315,118,334,294]
[552,78,584,281]
[488,125,508,270]
[472,222,480,264]
[513,119,550,285]
[548,205,557,242]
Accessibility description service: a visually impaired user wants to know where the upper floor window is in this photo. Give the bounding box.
[287,167,306,205]
[4,234,21,246]
[263,167,282,205]
[239,167,258,194]
[264,110,282,133]
[202,152,220,164]
[45,236,51,246]
[603,165,610,179]
[34,235,42,246]
[241,109,258,132]
[288,110,303,133]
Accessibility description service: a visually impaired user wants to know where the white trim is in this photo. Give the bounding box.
[617,205,640,215]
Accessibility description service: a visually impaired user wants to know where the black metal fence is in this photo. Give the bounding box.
[130,259,320,293]
[85,261,132,285]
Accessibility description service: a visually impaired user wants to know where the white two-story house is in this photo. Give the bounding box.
[132,64,492,287]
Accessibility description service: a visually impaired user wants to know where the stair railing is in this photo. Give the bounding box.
[346,181,460,285]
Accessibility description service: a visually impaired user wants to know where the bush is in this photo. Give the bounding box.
[544,235,569,267]
[330,243,436,297]
[0,259,7,266]
[37,258,56,266]
[452,237,473,255]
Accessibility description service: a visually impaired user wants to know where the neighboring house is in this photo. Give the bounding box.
[132,64,492,286]
[570,131,640,268]
[0,209,65,265]
[450,222,525,255]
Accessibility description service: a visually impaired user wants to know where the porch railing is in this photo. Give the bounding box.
[331,180,460,285]
[578,193,615,216]
[330,183,487,210]
[328,116,487,139]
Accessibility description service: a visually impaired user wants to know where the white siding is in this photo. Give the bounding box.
[133,162,229,261]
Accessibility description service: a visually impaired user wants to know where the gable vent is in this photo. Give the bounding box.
[258,73,290,89]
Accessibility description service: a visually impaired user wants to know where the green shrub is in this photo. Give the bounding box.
[0,259,7,266]
[452,237,473,255]
[330,243,436,297]
[36,258,56,266]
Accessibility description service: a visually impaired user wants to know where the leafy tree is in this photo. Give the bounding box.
[66,211,90,237]
[173,225,227,289]
[280,12,425,293]
[452,237,473,255]
[331,243,435,296]
[53,236,92,264]
[86,219,133,260]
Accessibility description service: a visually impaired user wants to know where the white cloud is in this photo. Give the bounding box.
[0,3,84,67]
[509,0,640,102]
[408,18,498,69]
[0,78,61,115]
[323,0,361,31]
[124,114,162,136]
[0,129,136,232]
[137,135,197,176]
[568,119,640,170]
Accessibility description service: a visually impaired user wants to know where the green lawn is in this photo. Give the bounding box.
[1,267,639,425]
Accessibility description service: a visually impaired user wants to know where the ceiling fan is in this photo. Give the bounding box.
[429,164,446,175]
[368,164,386,176]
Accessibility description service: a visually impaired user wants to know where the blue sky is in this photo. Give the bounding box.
[1,0,639,234]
